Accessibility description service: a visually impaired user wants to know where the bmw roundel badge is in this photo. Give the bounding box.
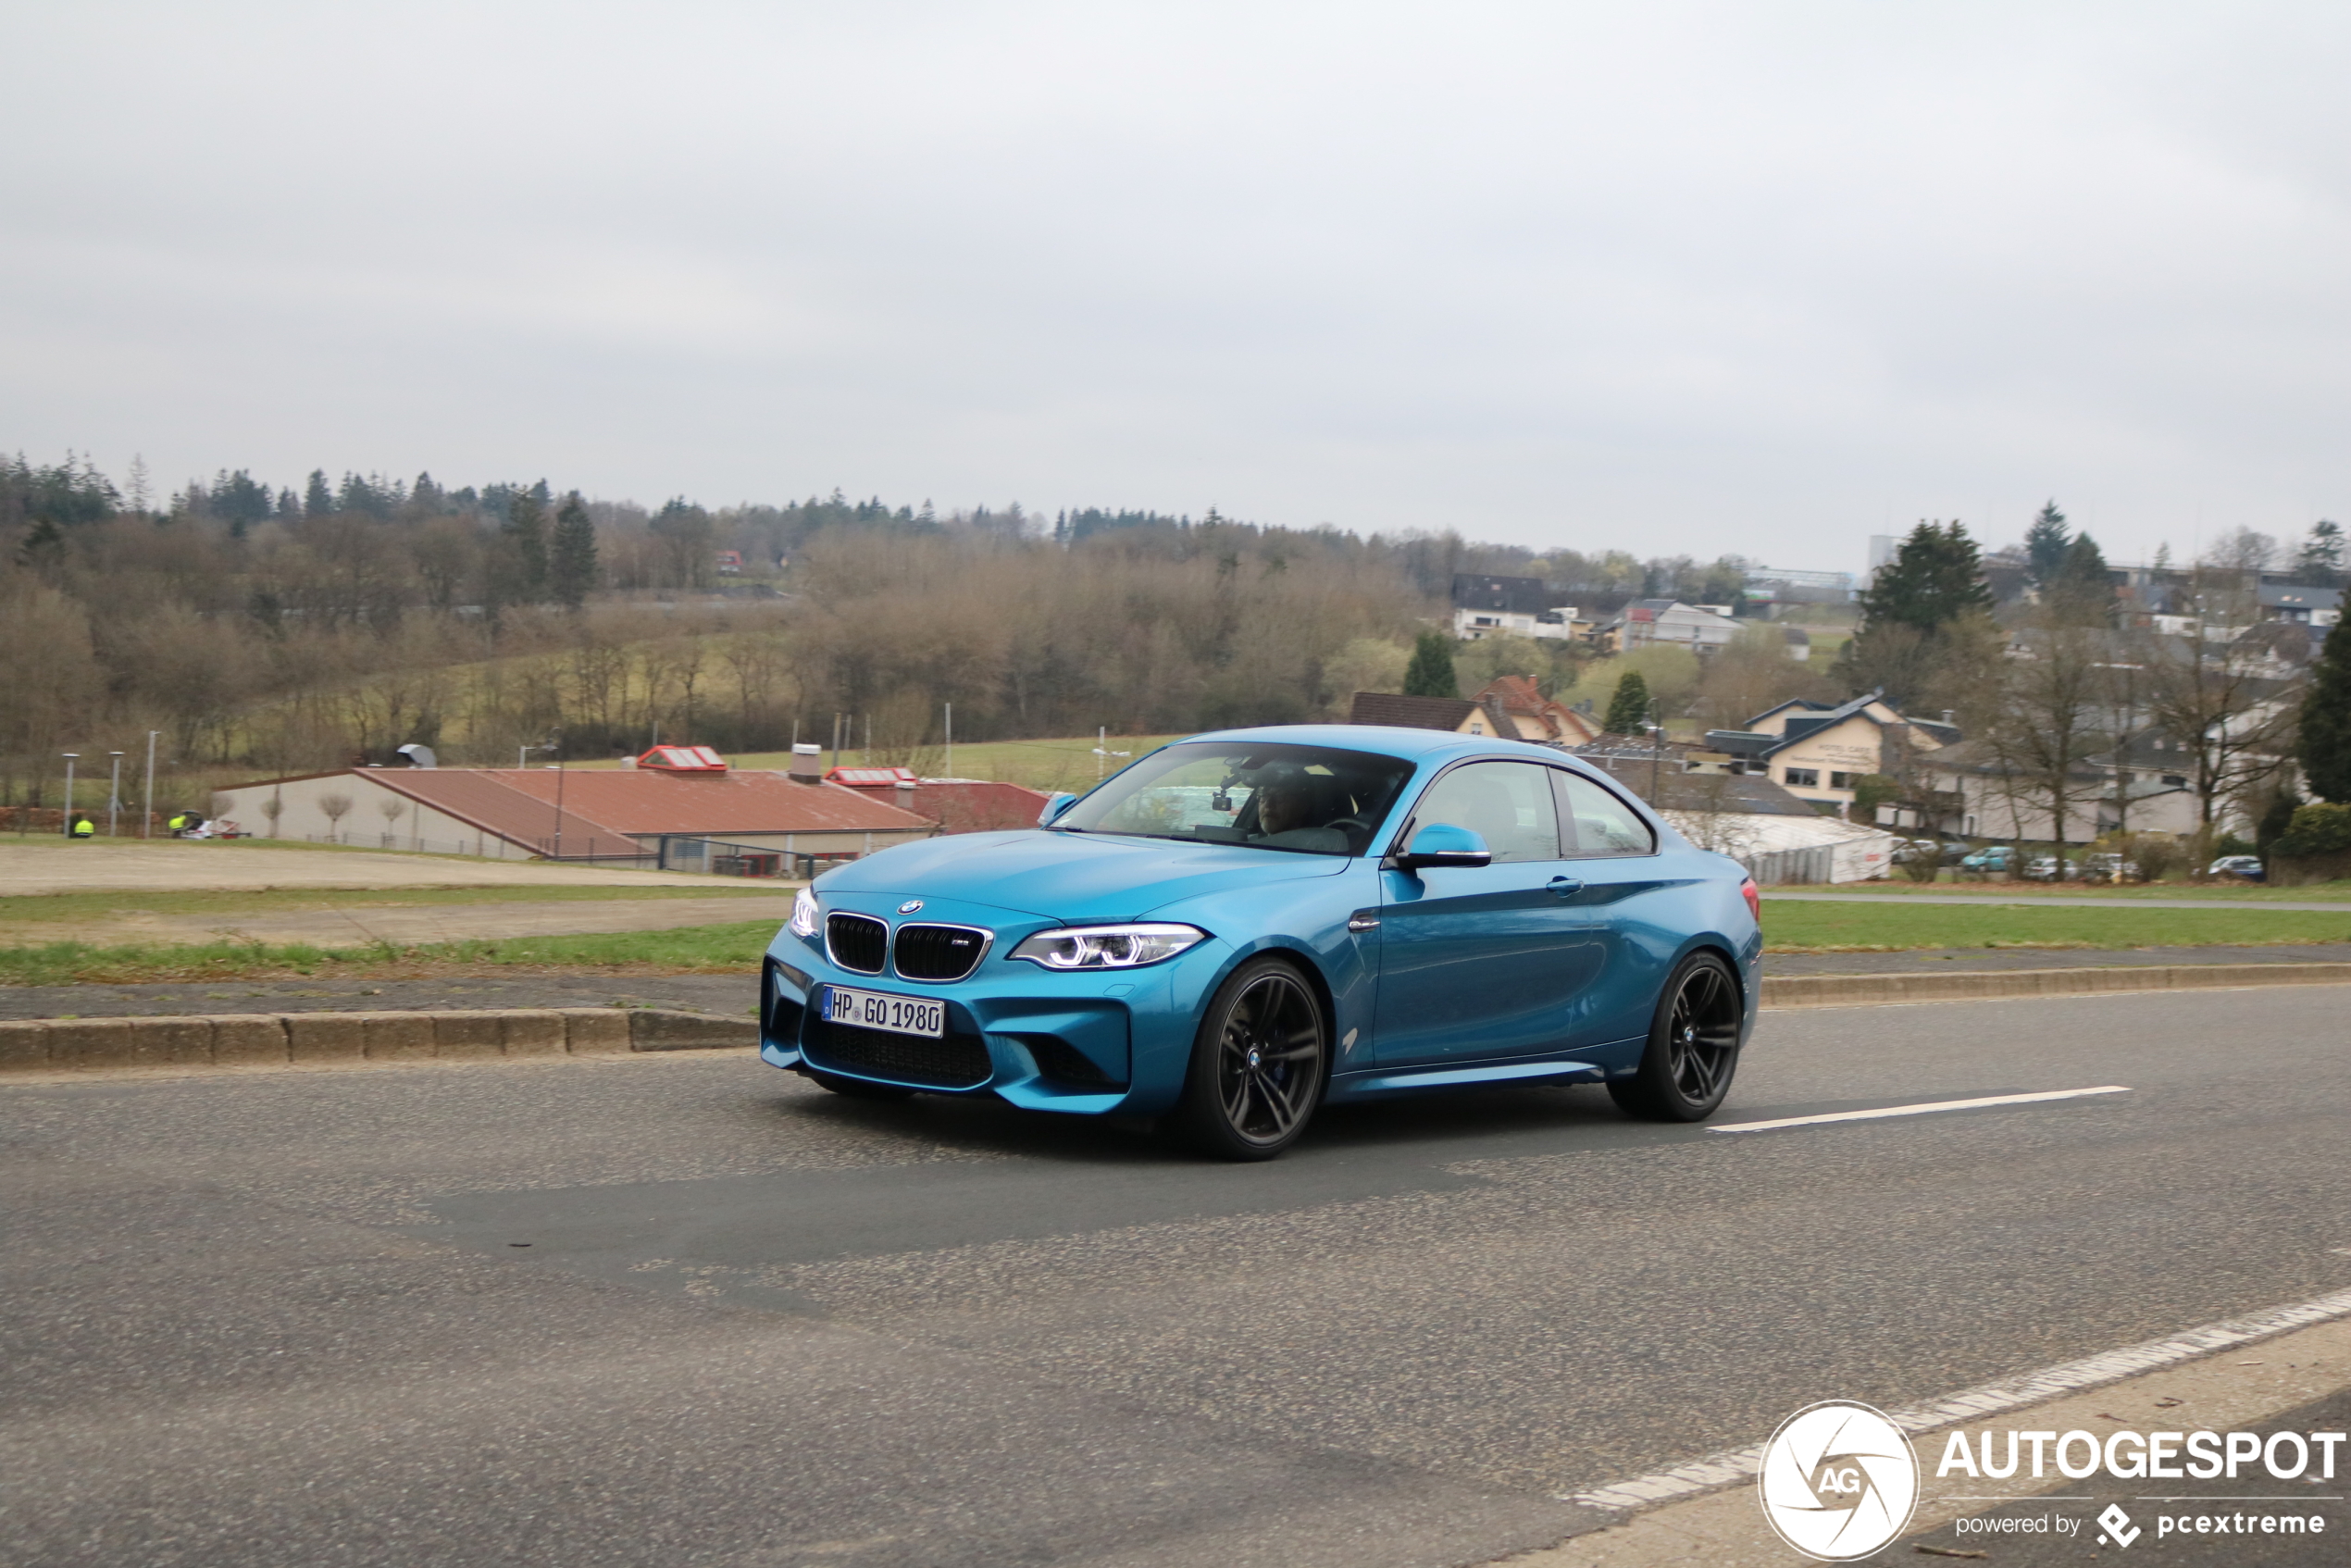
[898,900,924,914]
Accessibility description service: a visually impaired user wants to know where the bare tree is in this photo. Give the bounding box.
[259,795,284,837]
[1980,610,2109,874]
[377,795,407,847]
[2134,632,2299,848]
[317,791,353,841]
[1659,770,1762,860]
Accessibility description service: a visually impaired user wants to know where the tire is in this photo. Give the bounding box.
[1169,956,1329,1160]
[1608,951,1742,1122]
[803,1067,916,1101]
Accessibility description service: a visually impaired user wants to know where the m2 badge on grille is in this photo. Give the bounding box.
[821,985,946,1039]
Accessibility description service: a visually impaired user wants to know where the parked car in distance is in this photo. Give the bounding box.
[1958,845,2018,874]
[1889,838,1944,864]
[2208,854,2266,880]
[1939,840,1973,860]
[2077,852,2137,883]
[2022,855,2067,881]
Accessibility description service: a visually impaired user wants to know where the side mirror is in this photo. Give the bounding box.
[1039,791,1079,826]
[1394,823,1492,872]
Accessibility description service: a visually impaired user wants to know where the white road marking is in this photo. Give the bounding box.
[1708,1085,2133,1133]
[1561,1286,2351,1512]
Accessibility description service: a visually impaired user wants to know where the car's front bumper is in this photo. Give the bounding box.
[760,902,1225,1115]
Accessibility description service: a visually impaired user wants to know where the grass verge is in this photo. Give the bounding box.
[0,920,779,987]
[0,882,783,939]
[15,903,2350,982]
[1765,879,2351,902]
[1762,902,2351,952]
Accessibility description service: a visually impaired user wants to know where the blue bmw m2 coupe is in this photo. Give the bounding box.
[761,725,1761,1159]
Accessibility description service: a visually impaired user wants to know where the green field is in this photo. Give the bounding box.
[9,898,2349,986]
[0,882,782,944]
[1760,900,2351,952]
[0,920,780,987]
[1763,880,2351,903]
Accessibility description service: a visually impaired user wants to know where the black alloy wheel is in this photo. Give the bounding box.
[1609,951,1742,1122]
[1171,957,1329,1160]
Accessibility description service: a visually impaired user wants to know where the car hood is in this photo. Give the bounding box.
[815,829,1350,921]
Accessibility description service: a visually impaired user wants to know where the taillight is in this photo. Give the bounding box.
[1741,877,1760,923]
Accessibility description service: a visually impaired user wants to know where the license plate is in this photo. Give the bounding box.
[821,984,945,1038]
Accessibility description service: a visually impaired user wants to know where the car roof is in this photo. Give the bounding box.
[1172,724,1574,766]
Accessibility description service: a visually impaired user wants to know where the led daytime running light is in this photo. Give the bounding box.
[789,886,821,938]
[1009,923,1206,970]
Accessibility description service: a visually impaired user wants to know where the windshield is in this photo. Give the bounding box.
[1054,740,1416,857]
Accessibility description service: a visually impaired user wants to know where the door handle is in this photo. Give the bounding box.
[1547,876,1584,899]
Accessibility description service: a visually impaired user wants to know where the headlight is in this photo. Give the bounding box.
[1008,923,1207,970]
[789,886,820,938]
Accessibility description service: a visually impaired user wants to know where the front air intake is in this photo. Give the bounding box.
[893,923,990,982]
[825,912,888,975]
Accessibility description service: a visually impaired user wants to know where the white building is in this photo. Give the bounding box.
[1599,599,1739,653]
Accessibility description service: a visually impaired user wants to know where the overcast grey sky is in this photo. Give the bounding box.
[5,3,2346,569]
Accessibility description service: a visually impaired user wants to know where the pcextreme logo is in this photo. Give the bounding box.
[1757,1401,1921,1562]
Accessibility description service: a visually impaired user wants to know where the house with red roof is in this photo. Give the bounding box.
[212,748,935,868]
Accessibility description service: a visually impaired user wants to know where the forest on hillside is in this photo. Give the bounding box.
[0,453,1773,806]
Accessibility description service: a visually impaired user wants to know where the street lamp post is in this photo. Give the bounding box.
[143,731,157,839]
[551,732,566,862]
[62,753,80,838]
[107,752,124,837]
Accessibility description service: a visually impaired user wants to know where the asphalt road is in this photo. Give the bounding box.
[6,988,2349,1567]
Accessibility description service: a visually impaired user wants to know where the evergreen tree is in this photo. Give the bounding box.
[304,470,333,516]
[548,492,599,610]
[1835,520,1996,708]
[1854,520,1994,634]
[1402,630,1458,697]
[505,487,550,598]
[1604,670,1652,734]
[2295,519,2345,587]
[209,469,273,533]
[2047,531,2113,622]
[2022,501,2071,587]
[2300,617,2351,803]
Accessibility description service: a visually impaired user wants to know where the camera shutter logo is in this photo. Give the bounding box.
[1758,1401,1920,1561]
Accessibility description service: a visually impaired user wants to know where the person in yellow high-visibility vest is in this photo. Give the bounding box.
[70,815,94,839]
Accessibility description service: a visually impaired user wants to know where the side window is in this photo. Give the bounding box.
[1406,761,1561,863]
[1553,770,1655,857]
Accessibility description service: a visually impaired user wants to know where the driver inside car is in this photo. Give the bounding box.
[1247,769,1351,853]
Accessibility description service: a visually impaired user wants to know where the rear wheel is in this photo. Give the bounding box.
[1170,957,1328,1160]
[1609,952,1741,1122]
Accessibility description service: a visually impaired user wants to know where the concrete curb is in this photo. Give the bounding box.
[5,964,2345,1076]
[1760,960,2351,1008]
[0,1007,755,1076]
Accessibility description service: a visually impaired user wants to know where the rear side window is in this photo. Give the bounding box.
[1553,770,1655,857]
[1406,761,1561,863]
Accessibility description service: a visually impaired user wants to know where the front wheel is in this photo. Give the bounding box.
[1609,952,1742,1122]
[1169,956,1328,1160]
